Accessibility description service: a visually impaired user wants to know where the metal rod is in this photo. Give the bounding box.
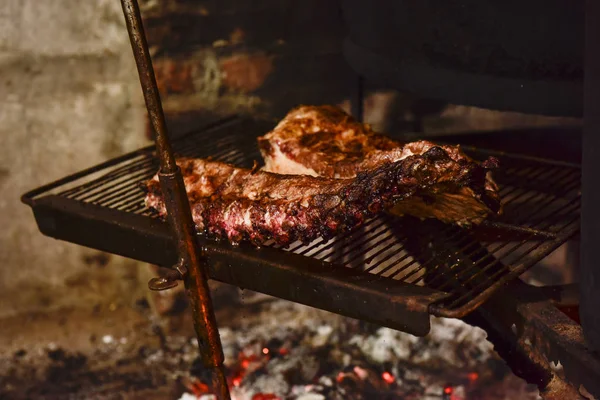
[120,0,176,174]
[119,1,230,398]
[581,0,600,351]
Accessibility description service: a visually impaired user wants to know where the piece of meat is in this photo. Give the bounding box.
[143,147,493,246]
[258,105,502,225]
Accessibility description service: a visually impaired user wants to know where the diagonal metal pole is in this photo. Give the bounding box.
[119,1,230,398]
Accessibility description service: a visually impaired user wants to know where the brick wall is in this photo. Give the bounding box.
[139,0,361,135]
[140,0,580,137]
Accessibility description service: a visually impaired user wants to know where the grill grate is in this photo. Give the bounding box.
[23,117,580,320]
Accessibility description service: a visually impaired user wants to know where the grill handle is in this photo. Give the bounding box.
[119,1,230,398]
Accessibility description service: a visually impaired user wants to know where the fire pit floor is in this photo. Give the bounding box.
[0,286,540,400]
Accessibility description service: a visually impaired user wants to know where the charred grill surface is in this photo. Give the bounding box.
[143,145,497,246]
[258,105,502,225]
[21,116,581,318]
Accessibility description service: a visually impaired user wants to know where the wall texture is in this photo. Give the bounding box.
[0,0,149,317]
[0,0,355,318]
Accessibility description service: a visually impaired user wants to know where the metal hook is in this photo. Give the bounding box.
[148,259,188,291]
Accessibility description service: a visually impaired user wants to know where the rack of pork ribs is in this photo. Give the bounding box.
[22,105,580,336]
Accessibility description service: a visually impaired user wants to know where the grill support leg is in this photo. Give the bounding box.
[581,0,600,351]
[119,1,230,398]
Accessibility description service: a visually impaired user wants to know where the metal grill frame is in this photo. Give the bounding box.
[21,116,580,336]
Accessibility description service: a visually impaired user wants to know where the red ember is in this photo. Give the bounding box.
[353,366,368,380]
[277,348,289,356]
[382,371,395,384]
[232,376,243,387]
[251,394,280,400]
[182,377,210,397]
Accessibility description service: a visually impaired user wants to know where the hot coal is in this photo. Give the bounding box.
[181,299,540,400]
[0,298,540,400]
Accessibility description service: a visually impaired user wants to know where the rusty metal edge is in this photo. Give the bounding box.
[466,279,600,399]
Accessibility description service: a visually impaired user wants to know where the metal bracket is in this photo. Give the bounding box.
[148,260,188,291]
[466,280,600,399]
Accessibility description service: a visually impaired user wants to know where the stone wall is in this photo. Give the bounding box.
[0,0,149,317]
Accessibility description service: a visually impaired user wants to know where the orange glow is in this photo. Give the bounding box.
[251,394,280,400]
[262,347,270,355]
[381,371,395,384]
[233,376,242,387]
[468,372,479,382]
[190,381,210,395]
[241,359,250,369]
[336,372,345,383]
[444,386,453,395]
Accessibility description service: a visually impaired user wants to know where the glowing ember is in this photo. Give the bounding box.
[232,376,243,387]
[251,394,280,400]
[353,366,368,380]
[277,348,288,356]
[467,372,479,382]
[444,385,454,395]
[181,377,211,397]
[381,371,395,384]
[192,382,210,395]
[262,347,270,355]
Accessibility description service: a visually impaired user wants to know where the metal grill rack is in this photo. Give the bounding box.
[22,116,580,335]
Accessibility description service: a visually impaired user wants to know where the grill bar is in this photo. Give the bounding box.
[448,217,580,309]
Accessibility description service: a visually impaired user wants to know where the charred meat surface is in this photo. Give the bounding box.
[143,148,494,246]
[258,105,501,225]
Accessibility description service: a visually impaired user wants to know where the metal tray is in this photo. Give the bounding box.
[21,116,580,336]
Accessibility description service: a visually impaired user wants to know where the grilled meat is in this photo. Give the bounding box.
[143,147,493,245]
[258,105,501,225]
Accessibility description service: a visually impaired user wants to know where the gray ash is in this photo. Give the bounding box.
[0,298,539,400]
[181,300,540,400]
